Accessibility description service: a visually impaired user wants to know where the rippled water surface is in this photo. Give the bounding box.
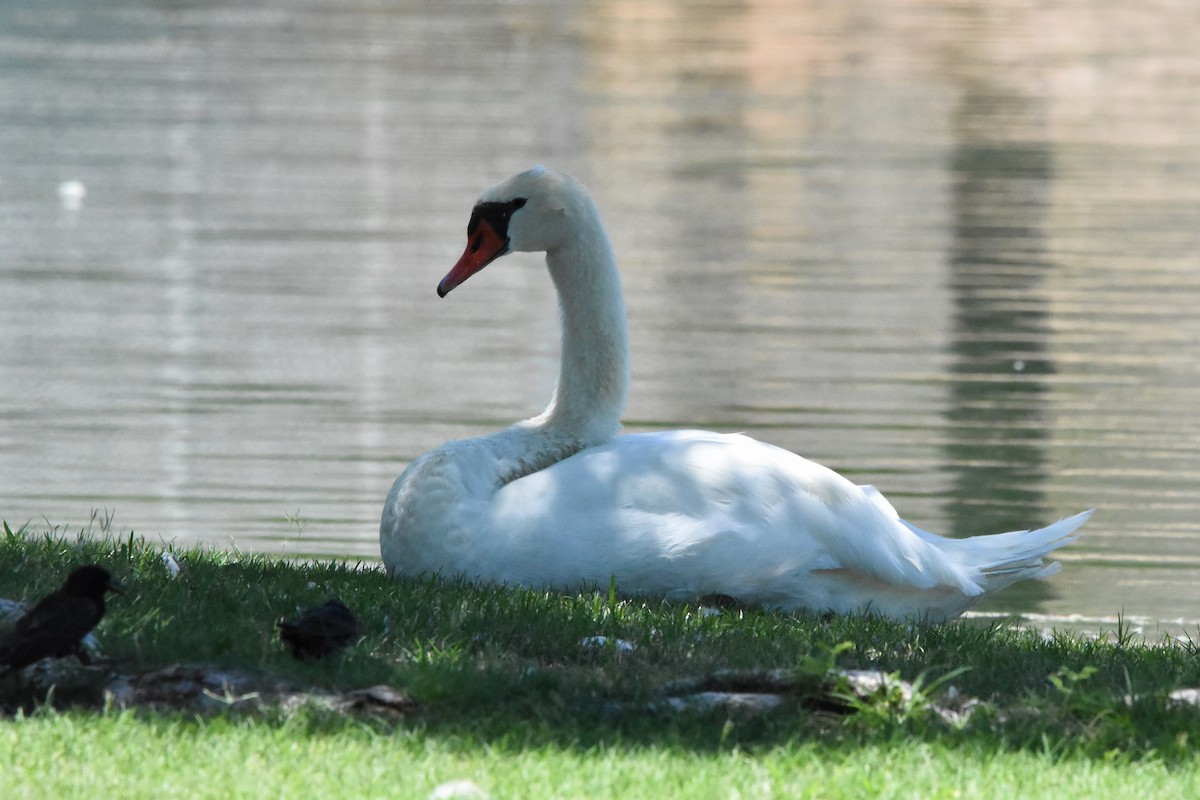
[2,0,1199,631]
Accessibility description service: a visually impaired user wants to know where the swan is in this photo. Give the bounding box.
[380,166,1092,622]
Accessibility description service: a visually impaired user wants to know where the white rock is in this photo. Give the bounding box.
[429,779,488,799]
[579,635,635,653]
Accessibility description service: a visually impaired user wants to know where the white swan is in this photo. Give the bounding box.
[380,167,1092,622]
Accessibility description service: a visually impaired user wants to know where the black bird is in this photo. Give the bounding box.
[0,565,123,678]
[277,599,360,660]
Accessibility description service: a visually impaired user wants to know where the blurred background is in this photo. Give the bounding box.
[1,0,1198,632]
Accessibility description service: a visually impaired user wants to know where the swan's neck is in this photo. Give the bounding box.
[532,212,629,450]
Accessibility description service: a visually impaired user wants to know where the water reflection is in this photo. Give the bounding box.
[944,85,1060,613]
[945,84,1054,535]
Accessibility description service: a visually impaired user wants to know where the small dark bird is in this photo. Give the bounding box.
[0,565,123,678]
[277,599,360,660]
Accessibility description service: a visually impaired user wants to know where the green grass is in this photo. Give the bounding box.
[3,517,1200,798]
[3,716,1198,799]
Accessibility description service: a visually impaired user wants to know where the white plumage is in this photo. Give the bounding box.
[380,167,1091,621]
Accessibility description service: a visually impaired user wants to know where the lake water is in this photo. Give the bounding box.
[2,0,1198,634]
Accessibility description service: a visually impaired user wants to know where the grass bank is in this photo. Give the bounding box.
[2,519,1199,798]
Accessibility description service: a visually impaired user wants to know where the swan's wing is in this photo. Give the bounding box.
[490,430,975,594]
[859,484,902,520]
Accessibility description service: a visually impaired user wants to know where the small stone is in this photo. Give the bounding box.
[579,635,635,653]
[429,779,488,799]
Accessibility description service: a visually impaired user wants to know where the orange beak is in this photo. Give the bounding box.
[438,220,509,297]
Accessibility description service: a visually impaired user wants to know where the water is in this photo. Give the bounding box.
[2,0,1199,633]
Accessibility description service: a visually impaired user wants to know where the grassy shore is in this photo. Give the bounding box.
[2,519,1199,799]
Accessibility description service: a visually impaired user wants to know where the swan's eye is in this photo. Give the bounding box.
[467,198,527,246]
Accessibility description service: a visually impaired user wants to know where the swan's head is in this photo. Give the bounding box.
[438,167,587,297]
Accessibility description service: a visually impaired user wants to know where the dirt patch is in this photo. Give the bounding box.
[1,661,416,720]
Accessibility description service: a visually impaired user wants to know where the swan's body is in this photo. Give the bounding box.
[381,167,1091,622]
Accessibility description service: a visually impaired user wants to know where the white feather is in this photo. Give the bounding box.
[381,168,1092,622]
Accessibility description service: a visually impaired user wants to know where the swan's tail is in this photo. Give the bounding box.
[903,509,1094,595]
